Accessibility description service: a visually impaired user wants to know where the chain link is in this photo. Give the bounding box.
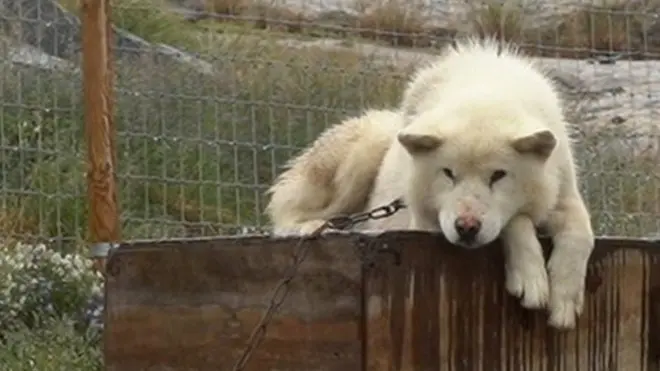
[231,198,406,371]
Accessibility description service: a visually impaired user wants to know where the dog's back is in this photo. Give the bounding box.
[265,109,402,235]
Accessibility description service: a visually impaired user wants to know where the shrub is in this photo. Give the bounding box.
[0,242,102,331]
[460,0,531,43]
[0,319,102,370]
[350,0,434,47]
[206,0,250,16]
[547,0,660,58]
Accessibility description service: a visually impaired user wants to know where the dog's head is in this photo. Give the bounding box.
[397,106,557,248]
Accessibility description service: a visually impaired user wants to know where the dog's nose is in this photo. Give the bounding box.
[454,217,481,243]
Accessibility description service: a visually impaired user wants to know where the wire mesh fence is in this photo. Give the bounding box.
[1,0,659,253]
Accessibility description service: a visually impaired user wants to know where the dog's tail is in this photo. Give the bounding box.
[265,109,402,235]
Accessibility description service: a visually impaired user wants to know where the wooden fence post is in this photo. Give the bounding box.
[81,0,120,275]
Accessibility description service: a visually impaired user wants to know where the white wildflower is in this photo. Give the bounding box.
[0,241,102,329]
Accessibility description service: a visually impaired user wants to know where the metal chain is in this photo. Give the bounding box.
[231,198,406,371]
[325,197,406,231]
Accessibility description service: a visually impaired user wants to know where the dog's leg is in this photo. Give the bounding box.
[545,195,594,330]
[502,214,550,310]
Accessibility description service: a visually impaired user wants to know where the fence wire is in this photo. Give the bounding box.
[1,0,659,252]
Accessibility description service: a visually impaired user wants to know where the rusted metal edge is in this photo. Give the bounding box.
[106,231,660,254]
[104,231,660,282]
[89,241,120,258]
[103,231,660,368]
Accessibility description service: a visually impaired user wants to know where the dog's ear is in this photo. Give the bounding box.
[398,128,443,155]
[511,130,556,159]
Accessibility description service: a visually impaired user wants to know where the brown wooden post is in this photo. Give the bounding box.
[81,0,120,275]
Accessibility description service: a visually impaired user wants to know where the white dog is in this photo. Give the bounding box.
[266,38,594,330]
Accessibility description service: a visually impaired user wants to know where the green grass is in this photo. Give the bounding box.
[1,0,409,247]
[0,320,102,371]
[12,0,643,244]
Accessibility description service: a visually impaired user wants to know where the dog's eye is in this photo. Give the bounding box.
[442,168,454,179]
[490,170,507,186]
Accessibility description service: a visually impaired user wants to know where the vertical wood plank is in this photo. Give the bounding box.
[364,232,660,371]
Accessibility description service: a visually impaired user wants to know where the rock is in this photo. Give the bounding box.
[274,36,660,157]
[4,42,75,71]
[0,0,215,74]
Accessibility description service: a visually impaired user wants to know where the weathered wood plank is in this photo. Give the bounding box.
[105,232,660,371]
[364,232,660,371]
[104,235,363,371]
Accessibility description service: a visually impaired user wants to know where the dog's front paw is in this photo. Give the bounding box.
[506,261,550,310]
[546,255,586,330]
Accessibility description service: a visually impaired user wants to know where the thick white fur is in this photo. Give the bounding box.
[265,109,403,235]
[266,38,594,330]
